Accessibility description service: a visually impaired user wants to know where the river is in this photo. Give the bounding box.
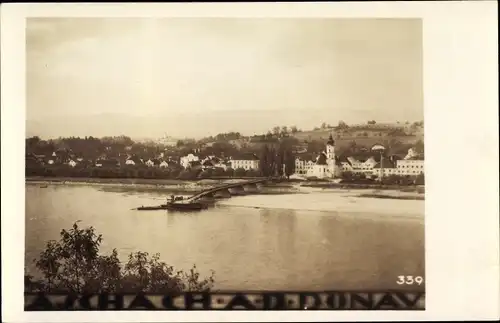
[25,183,425,291]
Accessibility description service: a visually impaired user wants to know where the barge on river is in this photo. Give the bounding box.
[136,200,208,211]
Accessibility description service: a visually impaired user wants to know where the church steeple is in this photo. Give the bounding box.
[327,133,335,146]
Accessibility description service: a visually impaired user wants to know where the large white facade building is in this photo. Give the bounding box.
[371,148,425,177]
[230,153,260,170]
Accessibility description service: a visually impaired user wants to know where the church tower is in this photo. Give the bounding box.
[326,133,335,160]
[326,133,336,177]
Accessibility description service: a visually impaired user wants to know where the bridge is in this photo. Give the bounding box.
[186,177,279,202]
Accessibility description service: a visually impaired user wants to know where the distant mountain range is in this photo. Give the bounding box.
[26,109,424,140]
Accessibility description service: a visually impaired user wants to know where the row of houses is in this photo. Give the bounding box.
[27,135,424,179]
[26,150,261,173]
[294,146,424,178]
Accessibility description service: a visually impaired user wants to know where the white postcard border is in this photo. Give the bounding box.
[1,1,499,322]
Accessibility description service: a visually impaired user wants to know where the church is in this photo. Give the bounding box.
[306,134,342,179]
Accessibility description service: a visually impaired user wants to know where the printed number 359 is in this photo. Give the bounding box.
[397,275,424,285]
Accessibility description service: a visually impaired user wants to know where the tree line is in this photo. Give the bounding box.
[26,164,263,180]
[340,171,425,186]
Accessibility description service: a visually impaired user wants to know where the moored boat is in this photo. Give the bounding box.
[136,201,208,211]
[136,205,168,211]
[165,201,208,211]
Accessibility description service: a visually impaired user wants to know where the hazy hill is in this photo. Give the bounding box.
[26,110,424,141]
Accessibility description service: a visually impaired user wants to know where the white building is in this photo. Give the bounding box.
[68,159,77,167]
[295,158,315,175]
[230,153,260,170]
[370,149,424,178]
[371,157,398,178]
[305,134,342,179]
[158,134,178,147]
[125,156,143,166]
[341,156,377,175]
[145,159,155,167]
[396,158,424,176]
[180,153,199,169]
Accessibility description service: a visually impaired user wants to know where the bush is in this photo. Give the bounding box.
[25,222,215,293]
[234,168,247,177]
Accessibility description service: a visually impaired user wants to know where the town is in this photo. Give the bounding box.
[25,120,425,185]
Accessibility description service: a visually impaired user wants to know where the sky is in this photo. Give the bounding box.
[26,18,423,139]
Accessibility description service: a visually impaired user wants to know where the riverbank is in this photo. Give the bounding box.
[25,176,304,196]
[301,182,425,194]
[26,176,425,197]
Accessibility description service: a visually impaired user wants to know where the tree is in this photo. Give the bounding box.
[284,150,296,179]
[415,173,425,185]
[212,167,225,177]
[337,121,348,129]
[290,126,298,133]
[177,169,200,180]
[306,140,325,154]
[267,146,278,176]
[321,122,327,129]
[272,126,281,136]
[276,146,285,177]
[259,145,270,177]
[224,167,234,177]
[280,126,288,136]
[26,222,215,293]
[234,168,246,177]
[415,139,424,154]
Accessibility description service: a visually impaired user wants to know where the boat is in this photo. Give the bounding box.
[136,201,208,211]
[165,201,208,211]
[136,205,168,211]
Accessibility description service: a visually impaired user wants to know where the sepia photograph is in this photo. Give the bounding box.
[1,1,498,321]
[23,16,425,305]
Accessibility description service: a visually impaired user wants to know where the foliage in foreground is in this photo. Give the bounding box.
[25,222,215,293]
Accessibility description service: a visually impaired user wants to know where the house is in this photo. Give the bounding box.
[202,159,216,169]
[339,155,378,175]
[45,156,55,165]
[230,153,260,171]
[294,155,316,175]
[145,158,162,167]
[180,153,199,169]
[199,156,227,170]
[125,156,143,166]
